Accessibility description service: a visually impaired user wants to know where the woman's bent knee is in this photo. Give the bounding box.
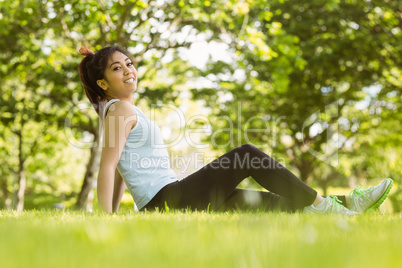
[239,143,258,152]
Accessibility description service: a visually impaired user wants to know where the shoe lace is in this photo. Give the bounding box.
[329,195,345,212]
[349,184,372,202]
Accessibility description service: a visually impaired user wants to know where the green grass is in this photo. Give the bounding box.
[1,209,401,268]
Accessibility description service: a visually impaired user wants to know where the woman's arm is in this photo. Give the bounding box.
[97,101,137,213]
[112,168,127,212]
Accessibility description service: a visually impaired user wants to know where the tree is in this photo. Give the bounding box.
[0,0,89,210]
[190,0,401,191]
[0,0,57,210]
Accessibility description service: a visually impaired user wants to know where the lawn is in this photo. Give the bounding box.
[1,209,401,268]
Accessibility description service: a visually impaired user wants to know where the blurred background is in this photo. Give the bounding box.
[0,0,401,212]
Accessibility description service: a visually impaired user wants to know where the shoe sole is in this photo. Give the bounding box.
[365,178,394,213]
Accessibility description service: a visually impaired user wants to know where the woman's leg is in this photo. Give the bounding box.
[144,144,318,212]
[216,189,294,212]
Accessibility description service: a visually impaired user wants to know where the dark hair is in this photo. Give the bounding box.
[78,44,134,116]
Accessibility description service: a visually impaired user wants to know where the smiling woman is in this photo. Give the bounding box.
[96,52,138,102]
[78,43,137,114]
[78,43,393,215]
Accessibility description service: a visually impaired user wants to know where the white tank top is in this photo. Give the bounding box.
[103,99,178,210]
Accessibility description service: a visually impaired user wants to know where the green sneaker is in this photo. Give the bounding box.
[304,195,359,215]
[349,178,394,213]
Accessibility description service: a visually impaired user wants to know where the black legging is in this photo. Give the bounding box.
[142,144,342,212]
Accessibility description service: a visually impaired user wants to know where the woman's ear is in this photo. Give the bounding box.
[97,79,108,90]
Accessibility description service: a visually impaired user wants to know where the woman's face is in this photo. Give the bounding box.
[97,51,138,99]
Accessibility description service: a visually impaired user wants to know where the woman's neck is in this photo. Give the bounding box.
[107,95,134,105]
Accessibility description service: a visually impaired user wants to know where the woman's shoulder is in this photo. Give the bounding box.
[106,100,137,118]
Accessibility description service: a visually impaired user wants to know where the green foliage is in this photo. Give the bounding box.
[190,0,401,191]
[0,0,400,210]
[0,0,234,209]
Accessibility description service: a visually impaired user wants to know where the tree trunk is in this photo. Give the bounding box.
[75,132,101,210]
[318,172,339,197]
[322,184,328,196]
[12,130,26,211]
[0,179,11,209]
[15,170,26,211]
[389,189,402,213]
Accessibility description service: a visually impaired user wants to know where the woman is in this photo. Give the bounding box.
[78,44,393,214]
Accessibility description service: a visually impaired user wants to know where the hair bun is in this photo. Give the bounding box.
[79,40,95,56]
